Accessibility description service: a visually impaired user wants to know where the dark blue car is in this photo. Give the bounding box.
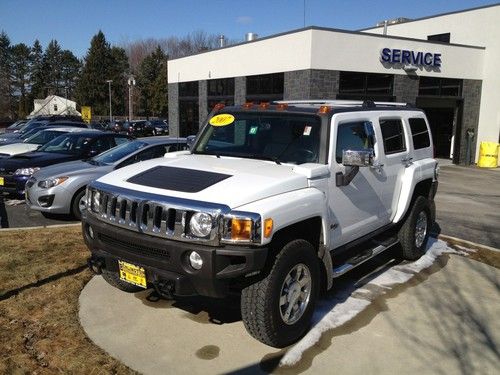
[0,131,131,198]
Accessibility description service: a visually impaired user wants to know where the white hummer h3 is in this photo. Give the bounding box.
[83,100,438,347]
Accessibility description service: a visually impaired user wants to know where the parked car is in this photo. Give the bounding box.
[148,120,169,135]
[27,136,188,219]
[2,119,28,134]
[0,131,131,198]
[0,127,91,157]
[126,120,155,137]
[0,121,88,145]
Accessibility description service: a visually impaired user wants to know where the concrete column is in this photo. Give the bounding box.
[167,83,179,137]
[234,76,246,105]
[198,80,208,129]
[461,79,482,165]
[393,74,419,105]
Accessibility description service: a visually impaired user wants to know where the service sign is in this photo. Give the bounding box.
[381,48,442,68]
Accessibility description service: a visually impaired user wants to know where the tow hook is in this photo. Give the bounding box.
[153,280,175,300]
[87,257,104,275]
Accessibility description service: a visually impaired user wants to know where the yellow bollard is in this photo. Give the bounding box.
[477,141,499,168]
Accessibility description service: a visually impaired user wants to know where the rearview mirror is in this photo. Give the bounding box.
[342,149,374,167]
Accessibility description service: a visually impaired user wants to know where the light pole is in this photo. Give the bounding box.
[128,75,136,121]
[106,80,113,123]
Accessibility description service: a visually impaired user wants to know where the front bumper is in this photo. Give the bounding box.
[83,214,268,298]
[0,174,29,197]
[25,178,72,214]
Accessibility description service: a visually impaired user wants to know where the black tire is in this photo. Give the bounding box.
[71,189,86,221]
[101,269,144,293]
[241,239,320,348]
[398,196,432,260]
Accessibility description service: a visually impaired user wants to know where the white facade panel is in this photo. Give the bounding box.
[363,4,500,160]
[168,30,313,83]
[310,29,484,79]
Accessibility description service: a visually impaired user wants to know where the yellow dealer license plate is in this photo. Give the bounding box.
[118,260,147,288]
[0,177,4,186]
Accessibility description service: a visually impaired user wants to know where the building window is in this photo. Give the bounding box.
[179,81,199,137]
[53,104,58,112]
[379,118,406,154]
[427,33,450,43]
[246,73,284,103]
[207,78,235,111]
[409,118,431,149]
[338,72,394,101]
[419,77,462,96]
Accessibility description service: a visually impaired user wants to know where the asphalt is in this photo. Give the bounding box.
[79,250,500,375]
[433,164,500,249]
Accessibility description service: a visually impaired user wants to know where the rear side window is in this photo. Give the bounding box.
[409,118,431,149]
[379,119,406,154]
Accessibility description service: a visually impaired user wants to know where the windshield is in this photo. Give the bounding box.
[38,133,92,154]
[93,140,147,165]
[20,128,41,140]
[193,112,322,165]
[20,121,47,134]
[24,130,68,145]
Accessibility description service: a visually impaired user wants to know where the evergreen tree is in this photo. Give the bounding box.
[0,31,13,119]
[30,39,45,99]
[60,49,81,99]
[43,40,63,95]
[11,43,31,117]
[76,31,128,116]
[138,46,168,117]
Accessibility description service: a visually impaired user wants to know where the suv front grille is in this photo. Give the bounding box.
[87,182,230,245]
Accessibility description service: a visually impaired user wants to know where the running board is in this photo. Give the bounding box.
[332,240,399,278]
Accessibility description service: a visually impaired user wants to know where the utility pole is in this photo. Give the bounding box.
[106,80,113,123]
[128,75,136,121]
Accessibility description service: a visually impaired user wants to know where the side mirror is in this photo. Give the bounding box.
[342,149,374,167]
[186,135,196,150]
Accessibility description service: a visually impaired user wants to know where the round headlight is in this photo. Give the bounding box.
[189,212,213,238]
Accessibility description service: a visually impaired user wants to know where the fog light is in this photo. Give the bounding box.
[189,251,203,270]
[88,225,94,239]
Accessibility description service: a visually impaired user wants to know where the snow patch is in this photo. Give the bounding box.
[280,239,457,367]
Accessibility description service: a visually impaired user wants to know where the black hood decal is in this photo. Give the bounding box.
[127,166,232,193]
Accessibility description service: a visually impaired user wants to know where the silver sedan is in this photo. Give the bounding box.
[26,136,188,219]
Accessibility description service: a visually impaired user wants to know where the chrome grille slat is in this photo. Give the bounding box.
[89,185,230,245]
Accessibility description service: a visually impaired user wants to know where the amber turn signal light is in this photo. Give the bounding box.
[264,218,273,238]
[231,219,252,240]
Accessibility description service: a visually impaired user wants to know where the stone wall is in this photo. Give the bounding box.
[167,83,179,137]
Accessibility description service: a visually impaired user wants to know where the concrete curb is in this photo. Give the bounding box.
[436,233,500,252]
[0,223,81,232]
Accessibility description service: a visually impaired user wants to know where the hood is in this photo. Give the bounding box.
[32,159,112,180]
[97,154,311,209]
[0,143,39,156]
[0,152,81,172]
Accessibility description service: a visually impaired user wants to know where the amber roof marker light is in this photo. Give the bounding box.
[318,105,332,114]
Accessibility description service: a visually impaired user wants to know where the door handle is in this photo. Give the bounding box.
[401,157,413,167]
[370,162,384,172]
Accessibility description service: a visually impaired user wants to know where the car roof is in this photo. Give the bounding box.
[136,136,186,145]
[39,127,91,133]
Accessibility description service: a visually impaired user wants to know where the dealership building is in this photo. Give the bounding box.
[168,4,499,164]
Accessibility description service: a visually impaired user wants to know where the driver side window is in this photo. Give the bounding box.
[335,121,375,163]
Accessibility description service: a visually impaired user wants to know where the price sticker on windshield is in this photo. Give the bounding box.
[209,114,235,127]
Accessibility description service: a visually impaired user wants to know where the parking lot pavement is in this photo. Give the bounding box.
[79,242,499,375]
[434,165,500,249]
[0,196,78,229]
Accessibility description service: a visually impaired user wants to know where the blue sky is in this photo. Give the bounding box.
[0,0,497,57]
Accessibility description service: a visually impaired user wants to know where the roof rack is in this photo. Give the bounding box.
[275,100,412,108]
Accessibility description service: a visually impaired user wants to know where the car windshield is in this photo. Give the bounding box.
[19,121,47,134]
[24,130,67,145]
[38,133,92,154]
[193,112,322,165]
[93,140,147,165]
[20,128,42,140]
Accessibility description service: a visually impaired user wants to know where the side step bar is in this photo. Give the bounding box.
[332,239,399,278]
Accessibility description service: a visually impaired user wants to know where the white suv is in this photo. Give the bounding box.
[83,100,438,347]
